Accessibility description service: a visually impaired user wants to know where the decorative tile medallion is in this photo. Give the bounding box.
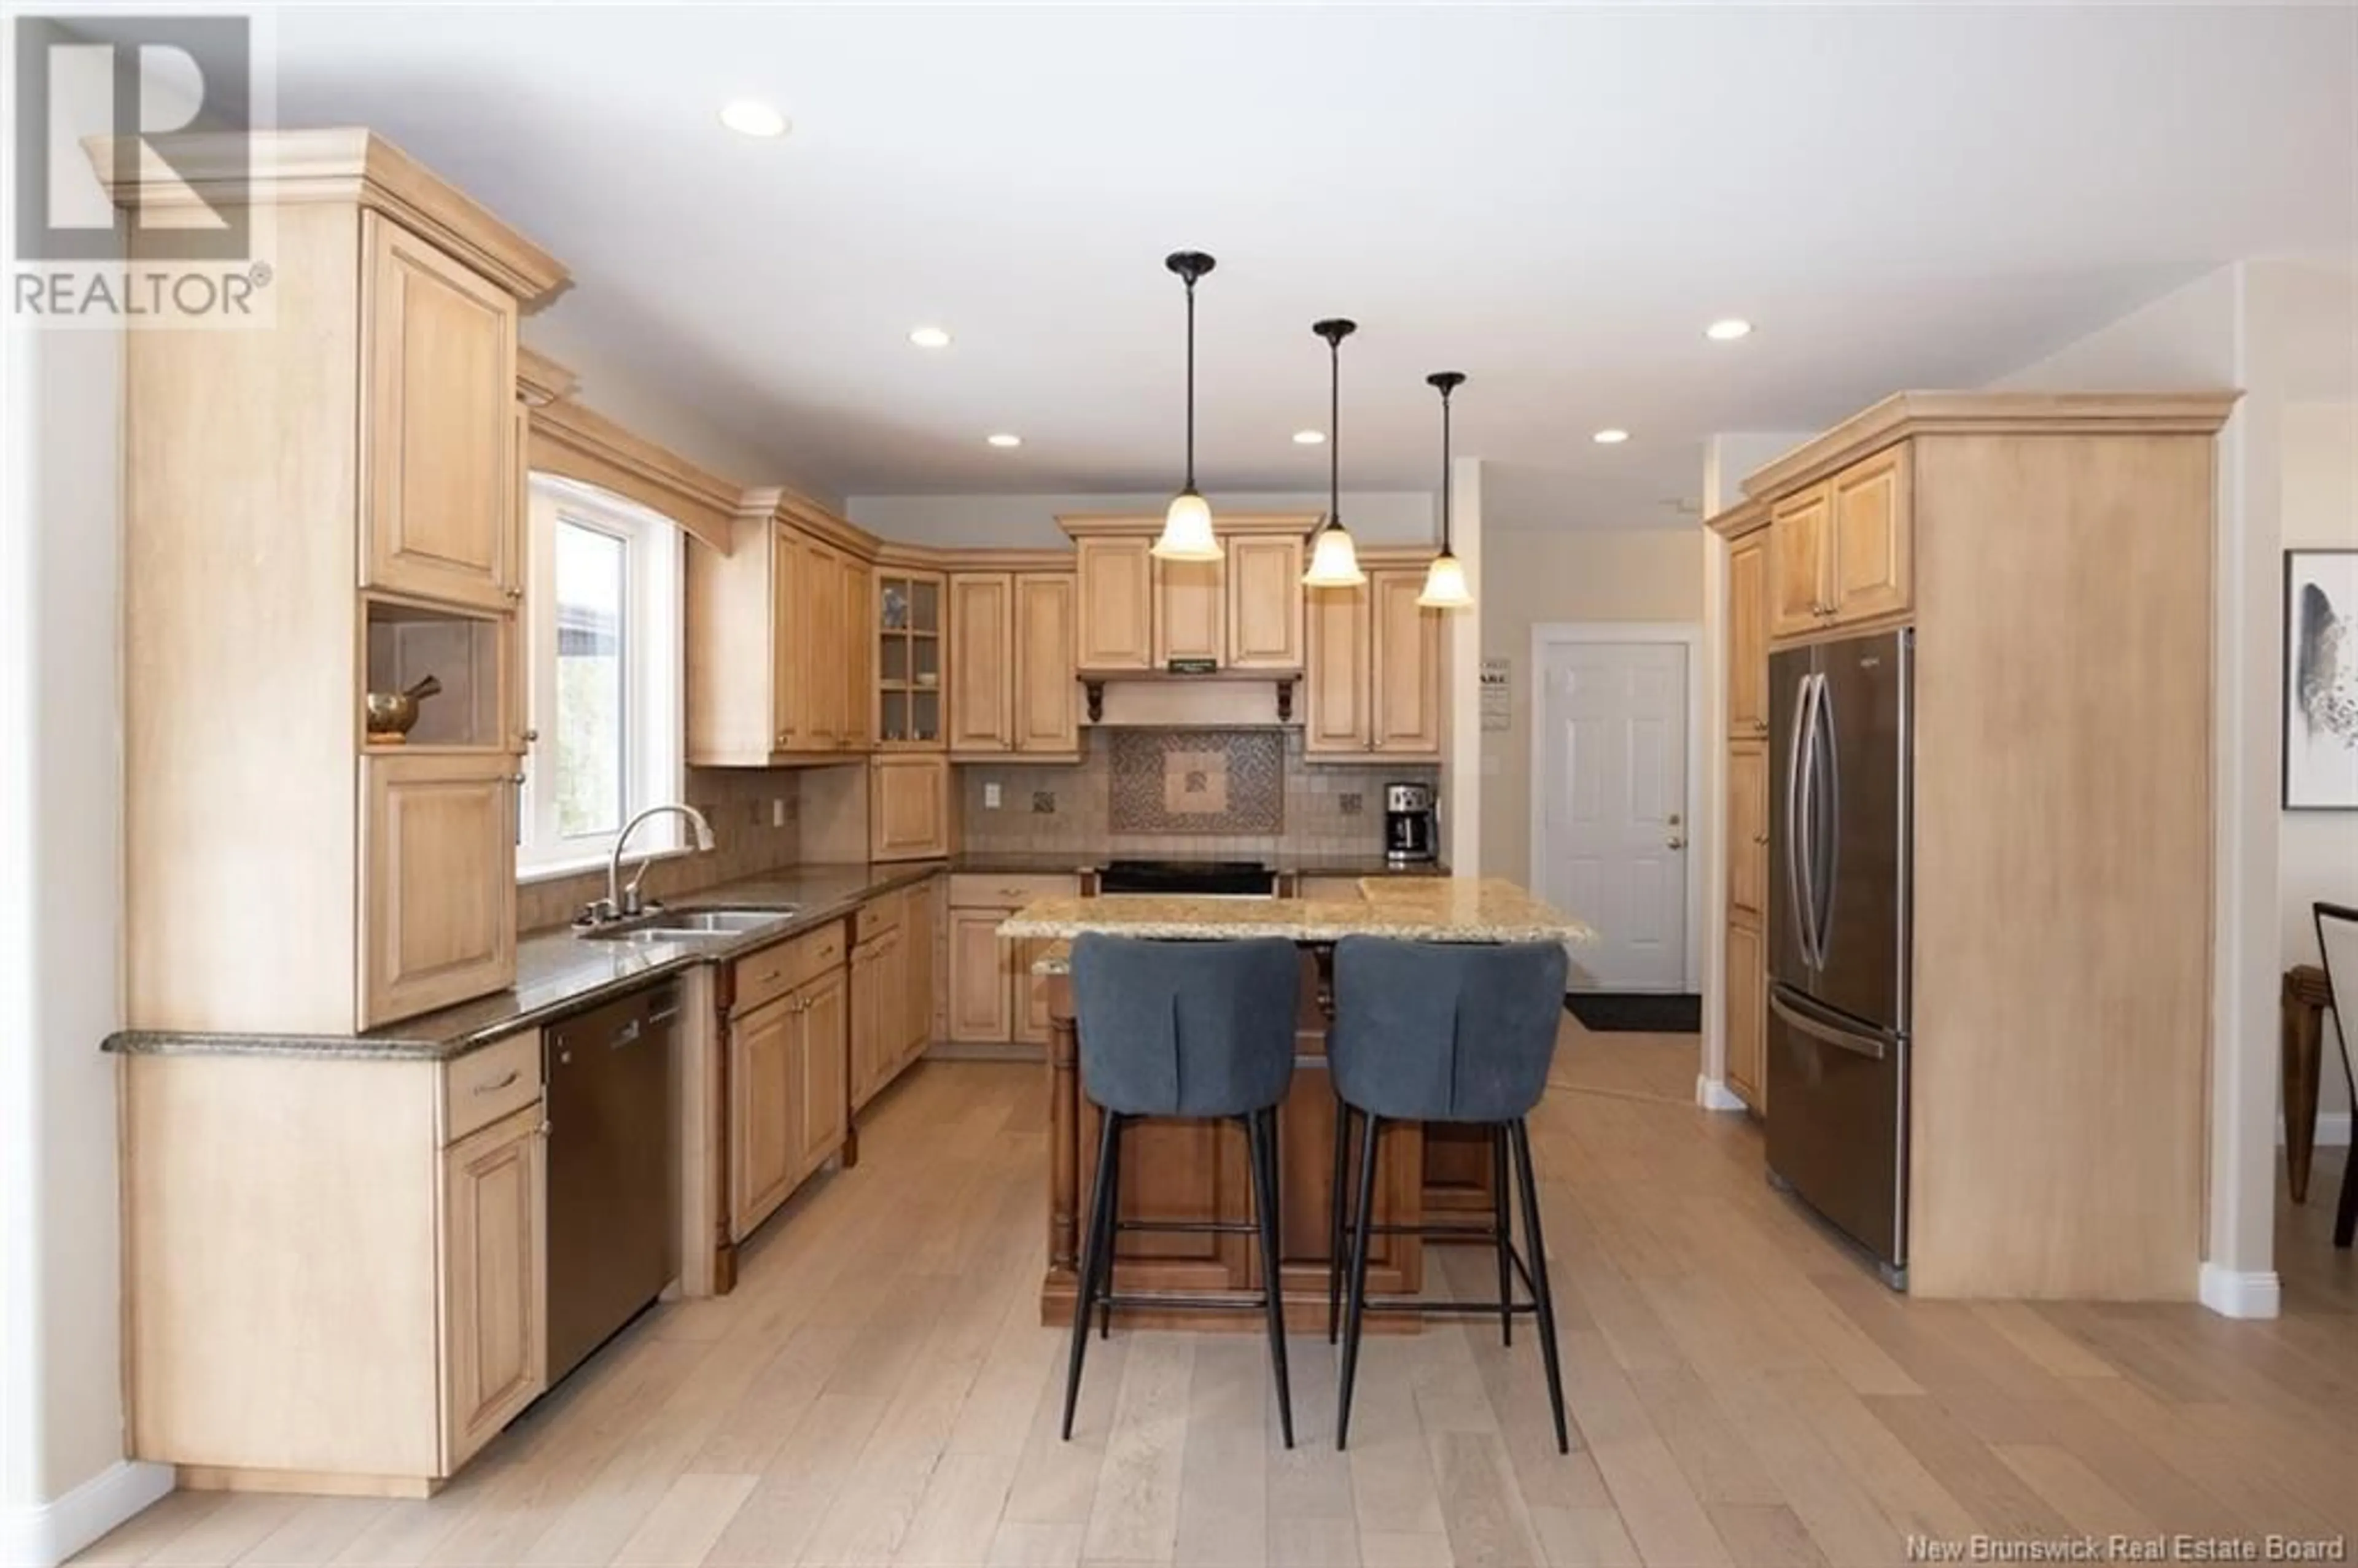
[1110,729,1284,834]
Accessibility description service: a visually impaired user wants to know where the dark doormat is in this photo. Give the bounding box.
[1565,992,1702,1033]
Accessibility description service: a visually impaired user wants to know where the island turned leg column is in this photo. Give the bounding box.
[1048,972,1080,1282]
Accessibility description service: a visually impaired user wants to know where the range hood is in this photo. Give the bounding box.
[1078,669,1301,728]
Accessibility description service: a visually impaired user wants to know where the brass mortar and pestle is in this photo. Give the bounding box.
[365,675,443,743]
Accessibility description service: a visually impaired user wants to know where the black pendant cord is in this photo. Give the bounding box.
[1165,252,1216,497]
[1313,319,1358,532]
[1428,371,1467,554]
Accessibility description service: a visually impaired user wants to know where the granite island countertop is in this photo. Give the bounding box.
[1003,877,1592,973]
[104,860,954,1063]
[949,851,1450,878]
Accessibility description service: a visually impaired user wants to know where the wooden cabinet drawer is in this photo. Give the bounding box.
[949,873,1078,909]
[732,922,847,1015]
[443,1030,542,1144]
[855,890,905,945]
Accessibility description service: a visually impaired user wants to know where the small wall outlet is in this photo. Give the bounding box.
[771,798,788,828]
[984,782,1002,809]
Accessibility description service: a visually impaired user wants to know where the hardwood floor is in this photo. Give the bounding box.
[76,1022,2357,1567]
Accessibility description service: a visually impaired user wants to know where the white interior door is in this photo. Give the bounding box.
[1535,640,1689,992]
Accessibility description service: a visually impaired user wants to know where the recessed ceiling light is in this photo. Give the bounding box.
[718,99,790,138]
[1593,428,1630,444]
[986,433,1022,448]
[909,325,952,349]
[1705,318,1753,341]
[1293,429,1326,445]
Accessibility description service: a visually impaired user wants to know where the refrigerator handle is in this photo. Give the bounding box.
[1785,671,1821,970]
[1813,671,1840,969]
[1770,991,1888,1060]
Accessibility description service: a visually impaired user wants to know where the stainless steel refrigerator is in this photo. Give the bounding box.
[1766,627,1912,1286]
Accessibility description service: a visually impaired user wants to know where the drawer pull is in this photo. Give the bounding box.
[473,1068,521,1095]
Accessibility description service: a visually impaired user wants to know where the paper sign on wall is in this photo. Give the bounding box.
[1480,657,1511,732]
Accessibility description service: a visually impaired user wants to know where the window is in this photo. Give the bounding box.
[518,475,683,878]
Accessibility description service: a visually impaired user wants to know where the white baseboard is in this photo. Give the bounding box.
[1695,1075,1748,1113]
[0,1460,173,1568]
[2278,1111,2352,1147]
[2197,1263,2282,1321]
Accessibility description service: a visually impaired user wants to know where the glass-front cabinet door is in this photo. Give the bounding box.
[876,572,944,748]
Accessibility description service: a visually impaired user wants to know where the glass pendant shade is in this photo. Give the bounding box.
[1417,549,1472,609]
[1302,520,1366,588]
[1153,488,1222,561]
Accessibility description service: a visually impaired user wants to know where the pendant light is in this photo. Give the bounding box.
[1417,371,1473,610]
[1152,250,1223,561]
[1302,317,1366,588]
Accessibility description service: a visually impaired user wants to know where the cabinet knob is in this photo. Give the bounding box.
[1667,836,1686,850]
[508,772,527,785]
[505,586,524,602]
[521,728,540,744]
[1753,832,1770,845]
[1753,719,1769,735]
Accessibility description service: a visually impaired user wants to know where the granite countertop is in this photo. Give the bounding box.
[1007,877,1592,974]
[104,860,954,1063]
[949,851,1450,878]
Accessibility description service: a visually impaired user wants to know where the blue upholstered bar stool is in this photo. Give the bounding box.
[1326,936,1571,1452]
[1060,934,1302,1447]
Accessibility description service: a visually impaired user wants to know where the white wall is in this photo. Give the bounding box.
[847,490,1435,549]
[1985,259,2357,1316]
[2279,400,2358,1125]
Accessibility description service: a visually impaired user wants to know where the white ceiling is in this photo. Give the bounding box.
[257,4,2356,518]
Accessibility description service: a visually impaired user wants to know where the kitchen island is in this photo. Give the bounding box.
[998,879,1591,1330]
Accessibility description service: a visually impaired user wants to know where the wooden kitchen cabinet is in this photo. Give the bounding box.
[360,212,519,615]
[1076,536,1154,670]
[1722,919,1765,1112]
[1766,446,1913,640]
[1153,554,1226,667]
[849,925,900,1111]
[1013,573,1081,756]
[360,753,518,1029]
[1305,557,1446,760]
[841,554,875,751]
[903,878,940,1064]
[1727,739,1769,927]
[947,907,1016,1042]
[874,571,944,748]
[440,1103,547,1469]
[1727,525,1770,738]
[870,755,951,861]
[948,573,1014,753]
[728,992,797,1238]
[1015,937,1056,1044]
[1226,534,1305,670]
[793,966,850,1171]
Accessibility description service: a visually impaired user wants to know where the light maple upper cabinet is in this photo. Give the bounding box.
[1765,445,1913,640]
[871,756,952,861]
[1075,537,1154,670]
[1768,483,1832,638]
[841,555,875,751]
[1369,568,1444,755]
[1013,573,1080,757]
[801,539,846,748]
[360,753,518,1029]
[1827,445,1912,626]
[1153,556,1226,667]
[1727,527,1770,739]
[1226,534,1305,670]
[1723,920,1765,1112]
[441,1104,546,1469]
[947,573,1014,754]
[1304,581,1373,755]
[360,212,519,615]
[1727,739,1768,926]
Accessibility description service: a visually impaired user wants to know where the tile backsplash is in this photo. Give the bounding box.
[517,766,804,933]
[959,728,1437,861]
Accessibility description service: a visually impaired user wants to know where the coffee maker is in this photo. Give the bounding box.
[1383,783,1439,865]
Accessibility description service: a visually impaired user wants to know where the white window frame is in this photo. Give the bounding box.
[517,474,685,881]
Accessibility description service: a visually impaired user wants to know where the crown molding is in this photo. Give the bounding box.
[515,346,578,408]
[86,126,568,305]
[1056,511,1325,541]
[528,397,741,555]
[1702,496,1770,540]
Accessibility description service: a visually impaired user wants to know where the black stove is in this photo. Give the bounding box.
[1097,858,1276,896]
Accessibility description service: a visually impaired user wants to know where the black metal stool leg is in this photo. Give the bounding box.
[1327,1099,1353,1344]
[1336,1110,1382,1451]
[1491,1124,1514,1347]
[1099,1111,1124,1340]
[1245,1108,1296,1448]
[2336,1139,2356,1248]
[1509,1118,1570,1453]
[1062,1108,1121,1440]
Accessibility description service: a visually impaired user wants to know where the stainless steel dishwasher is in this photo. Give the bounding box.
[545,981,679,1384]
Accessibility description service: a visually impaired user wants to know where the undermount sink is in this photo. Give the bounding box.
[578,907,798,942]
